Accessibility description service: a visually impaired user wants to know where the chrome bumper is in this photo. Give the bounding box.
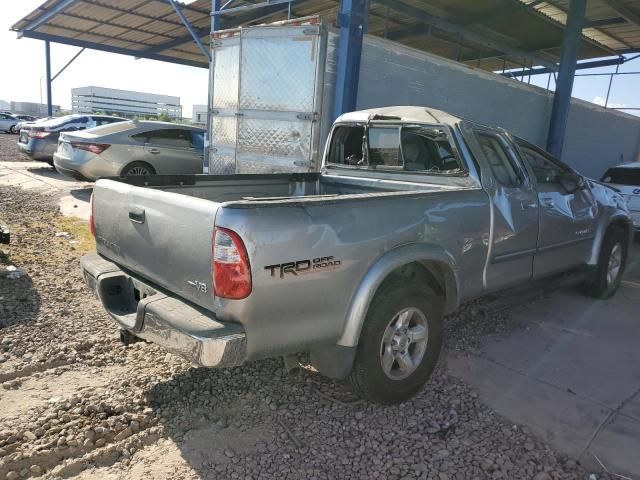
[80,252,246,368]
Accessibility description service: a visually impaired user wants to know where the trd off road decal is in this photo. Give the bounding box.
[265,256,341,278]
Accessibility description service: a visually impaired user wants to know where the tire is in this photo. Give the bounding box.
[584,225,628,299]
[349,279,444,405]
[121,162,156,177]
[9,125,16,134]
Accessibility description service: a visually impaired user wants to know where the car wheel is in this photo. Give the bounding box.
[584,225,628,299]
[349,279,444,404]
[121,162,156,177]
[9,126,16,134]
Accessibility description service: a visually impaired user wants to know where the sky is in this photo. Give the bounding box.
[1,1,638,119]
[0,0,209,118]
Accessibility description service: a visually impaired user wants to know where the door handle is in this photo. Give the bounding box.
[521,200,538,210]
[542,198,555,207]
[148,148,160,154]
[129,207,145,224]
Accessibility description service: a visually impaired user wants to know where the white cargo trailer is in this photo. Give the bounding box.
[206,17,640,178]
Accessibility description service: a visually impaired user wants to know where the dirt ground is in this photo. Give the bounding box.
[0,132,619,479]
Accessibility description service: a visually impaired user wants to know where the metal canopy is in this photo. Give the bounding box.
[11,0,640,73]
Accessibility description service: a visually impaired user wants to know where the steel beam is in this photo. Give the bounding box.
[501,56,625,77]
[21,0,77,34]
[547,0,586,158]
[584,17,627,28]
[374,0,558,71]
[167,0,211,61]
[144,0,301,56]
[22,30,208,69]
[600,0,640,26]
[45,41,53,117]
[333,0,369,120]
[52,47,85,82]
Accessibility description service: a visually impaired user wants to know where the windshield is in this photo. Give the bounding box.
[601,167,640,186]
[327,124,464,174]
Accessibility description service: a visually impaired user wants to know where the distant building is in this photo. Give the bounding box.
[0,100,10,112]
[11,101,61,116]
[192,104,207,124]
[71,86,181,119]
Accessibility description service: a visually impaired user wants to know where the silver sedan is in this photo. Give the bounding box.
[53,121,205,181]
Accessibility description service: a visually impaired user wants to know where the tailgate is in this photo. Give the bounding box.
[93,179,218,309]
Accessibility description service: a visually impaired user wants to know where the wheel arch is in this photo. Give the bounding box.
[336,243,460,347]
[588,214,634,266]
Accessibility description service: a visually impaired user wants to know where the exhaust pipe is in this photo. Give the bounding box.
[282,354,301,375]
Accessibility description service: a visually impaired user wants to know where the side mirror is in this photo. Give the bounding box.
[560,172,585,193]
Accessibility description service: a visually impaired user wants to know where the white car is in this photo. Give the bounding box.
[601,162,640,231]
[0,113,19,133]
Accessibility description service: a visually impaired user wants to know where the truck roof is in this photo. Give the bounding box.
[336,106,463,126]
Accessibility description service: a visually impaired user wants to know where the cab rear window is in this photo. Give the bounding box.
[327,125,464,174]
[601,168,640,186]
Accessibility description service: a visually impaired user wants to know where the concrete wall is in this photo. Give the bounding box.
[355,35,640,178]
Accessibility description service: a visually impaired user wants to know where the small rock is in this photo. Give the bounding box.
[6,471,19,480]
[23,431,37,441]
[95,438,106,447]
[30,465,43,475]
[114,427,132,442]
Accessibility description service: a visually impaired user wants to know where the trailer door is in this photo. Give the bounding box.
[208,23,323,174]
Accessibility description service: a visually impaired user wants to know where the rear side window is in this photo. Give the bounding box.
[327,124,463,173]
[476,133,522,186]
[602,168,640,186]
[93,117,123,126]
[132,128,194,148]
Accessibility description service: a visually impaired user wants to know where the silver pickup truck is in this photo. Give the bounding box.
[81,106,633,404]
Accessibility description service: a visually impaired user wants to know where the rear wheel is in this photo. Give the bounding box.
[349,279,443,404]
[121,162,155,177]
[584,225,628,299]
[9,125,16,134]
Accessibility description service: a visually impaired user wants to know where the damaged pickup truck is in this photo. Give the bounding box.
[81,106,633,404]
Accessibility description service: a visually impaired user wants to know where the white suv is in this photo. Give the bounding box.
[602,162,640,231]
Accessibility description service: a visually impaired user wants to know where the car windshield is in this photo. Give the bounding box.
[601,167,640,186]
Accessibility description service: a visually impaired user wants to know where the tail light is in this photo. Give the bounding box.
[212,227,251,299]
[89,193,95,237]
[71,142,110,154]
[28,130,50,138]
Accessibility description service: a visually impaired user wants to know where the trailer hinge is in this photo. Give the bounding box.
[212,40,223,47]
[302,27,319,35]
[296,112,318,121]
[210,109,219,116]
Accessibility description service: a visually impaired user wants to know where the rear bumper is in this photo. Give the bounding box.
[80,252,246,368]
[53,161,93,182]
[17,139,55,161]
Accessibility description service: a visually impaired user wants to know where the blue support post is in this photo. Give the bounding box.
[45,41,52,117]
[167,0,211,61]
[332,0,369,121]
[205,0,221,173]
[546,0,586,158]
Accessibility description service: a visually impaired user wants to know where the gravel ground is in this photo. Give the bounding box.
[0,131,29,163]
[0,184,610,480]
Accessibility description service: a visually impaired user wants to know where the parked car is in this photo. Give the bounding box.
[17,114,127,163]
[15,116,51,133]
[601,162,640,231]
[0,113,19,133]
[54,121,205,181]
[81,106,633,405]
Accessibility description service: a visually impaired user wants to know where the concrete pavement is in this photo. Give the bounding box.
[0,161,91,220]
[449,242,640,478]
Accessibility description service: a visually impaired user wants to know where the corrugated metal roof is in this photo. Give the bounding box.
[11,0,640,72]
